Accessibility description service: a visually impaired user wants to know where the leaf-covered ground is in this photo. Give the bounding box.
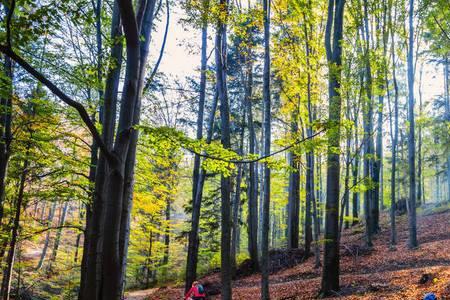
[128,206,450,300]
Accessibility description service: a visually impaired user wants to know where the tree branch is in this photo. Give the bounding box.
[184,130,325,164]
[20,225,85,240]
[143,0,170,93]
[433,15,450,43]
[0,45,116,164]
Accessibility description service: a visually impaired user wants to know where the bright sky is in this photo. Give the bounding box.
[149,4,200,80]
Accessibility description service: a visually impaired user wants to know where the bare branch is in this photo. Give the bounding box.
[184,130,325,164]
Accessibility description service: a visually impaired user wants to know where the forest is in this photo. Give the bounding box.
[0,0,449,299]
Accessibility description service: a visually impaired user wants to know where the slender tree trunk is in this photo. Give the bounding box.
[373,90,384,220]
[215,1,232,297]
[444,58,450,202]
[417,66,423,206]
[321,0,345,296]
[0,155,28,300]
[185,1,210,290]
[244,59,259,271]
[317,155,323,233]
[387,3,399,246]
[163,198,170,266]
[0,54,12,225]
[361,0,377,244]
[231,120,245,274]
[341,136,351,232]
[287,120,300,250]
[303,13,317,261]
[261,0,271,298]
[406,0,418,249]
[185,91,219,291]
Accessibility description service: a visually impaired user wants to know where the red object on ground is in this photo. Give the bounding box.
[184,285,206,300]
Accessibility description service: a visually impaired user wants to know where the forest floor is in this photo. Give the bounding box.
[127,205,450,300]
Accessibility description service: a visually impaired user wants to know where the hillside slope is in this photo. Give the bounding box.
[129,206,450,300]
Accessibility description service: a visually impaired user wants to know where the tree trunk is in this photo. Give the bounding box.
[261,0,271,298]
[0,54,12,225]
[80,2,122,298]
[215,0,232,298]
[244,59,259,272]
[287,120,300,250]
[444,58,450,202]
[321,0,345,296]
[417,65,424,206]
[406,0,418,249]
[118,1,158,295]
[185,90,218,291]
[303,13,317,261]
[163,198,170,266]
[185,1,210,289]
[362,0,377,244]
[231,119,245,274]
[0,155,28,300]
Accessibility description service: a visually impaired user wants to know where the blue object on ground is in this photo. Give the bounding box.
[424,292,437,300]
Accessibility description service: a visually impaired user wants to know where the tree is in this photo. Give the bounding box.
[215,0,232,298]
[321,0,345,296]
[261,0,271,298]
[185,0,210,291]
[406,0,418,249]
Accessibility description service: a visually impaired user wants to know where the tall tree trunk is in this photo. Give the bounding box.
[0,155,28,300]
[0,54,12,225]
[244,59,259,271]
[163,198,170,267]
[185,0,210,290]
[388,2,398,246]
[317,155,323,233]
[118,1,158,295]
[373,88,384,219]
[351,99,360,227]
[406,0,418,249]
[215,0,232,298]
[231,119,245,274]
[362,0,377,244]
[417,65,423,206]
[261,0,271,298]
[444,58,450,202]
[303,11,317,261]
[321,0,345,296]
[287,120,300,250]
[185,91,219,291]
[80,1,123,298]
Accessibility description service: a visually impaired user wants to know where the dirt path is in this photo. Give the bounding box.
[125,288,158,300]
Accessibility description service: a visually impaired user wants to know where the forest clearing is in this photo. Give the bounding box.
[0,0,450,299]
